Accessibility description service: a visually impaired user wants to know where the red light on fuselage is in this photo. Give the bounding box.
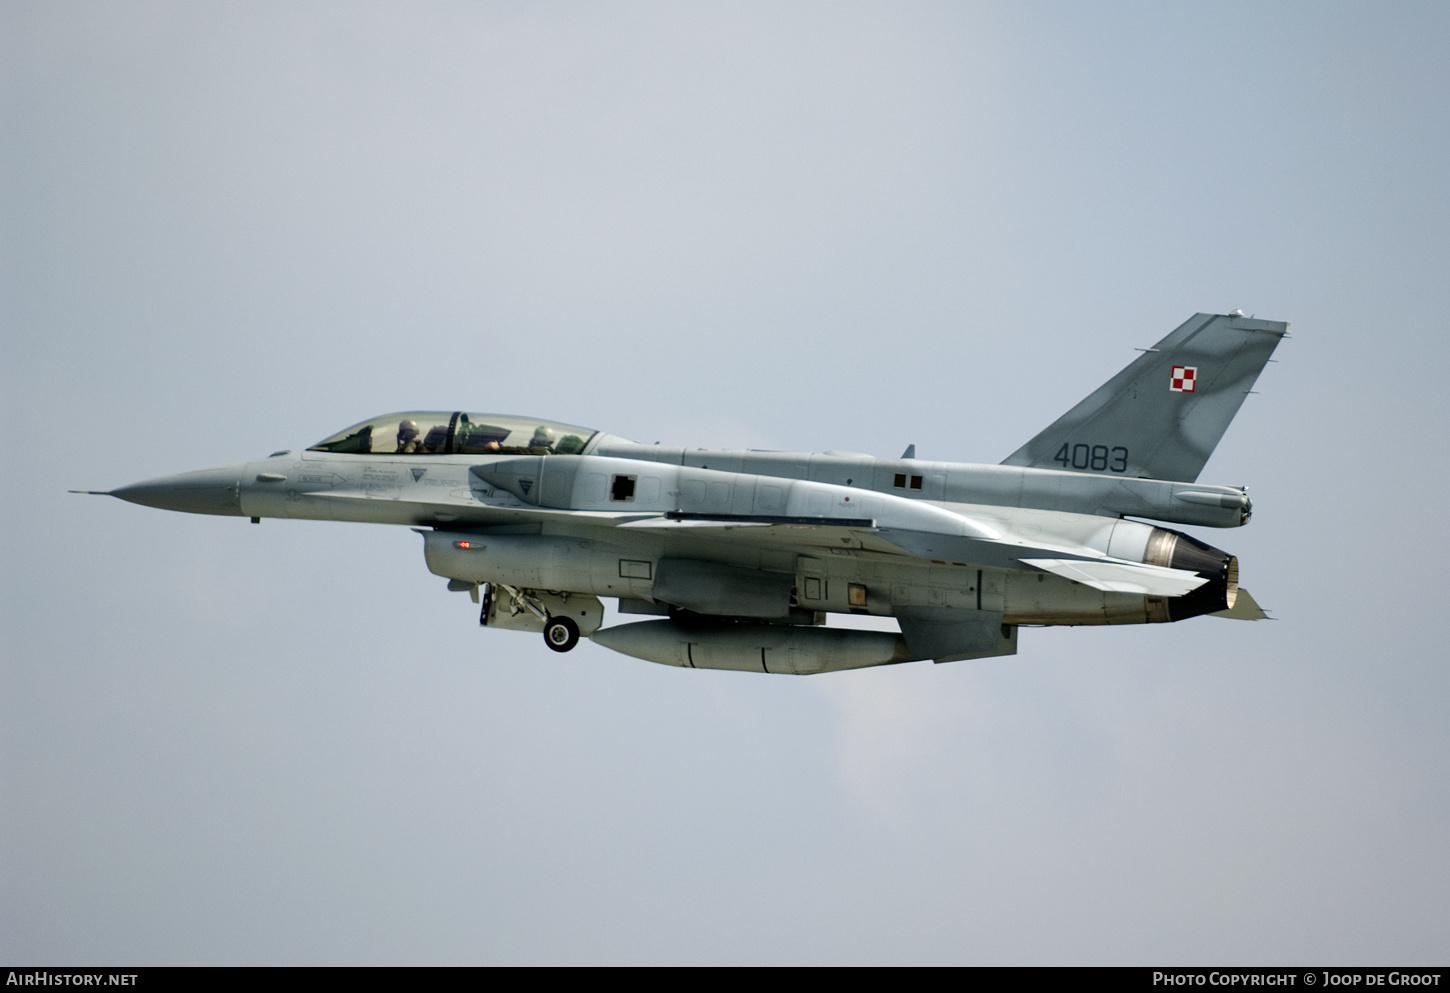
[456,541,472,548]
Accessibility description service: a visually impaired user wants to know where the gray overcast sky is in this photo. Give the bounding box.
[4,1,1449,965]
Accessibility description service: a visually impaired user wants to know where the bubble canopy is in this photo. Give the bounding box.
[308,412,597,456]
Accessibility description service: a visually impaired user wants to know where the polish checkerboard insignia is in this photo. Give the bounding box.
[1170,365,1197,392]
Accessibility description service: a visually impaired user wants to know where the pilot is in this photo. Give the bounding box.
[529,426,555,452]
[396,420,422,453]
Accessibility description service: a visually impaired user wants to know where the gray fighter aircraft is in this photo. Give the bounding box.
[85,312,1284,675]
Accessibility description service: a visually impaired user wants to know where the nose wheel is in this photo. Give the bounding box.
[543,616,580,652]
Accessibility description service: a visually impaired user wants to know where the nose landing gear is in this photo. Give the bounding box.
[543,615,580,652]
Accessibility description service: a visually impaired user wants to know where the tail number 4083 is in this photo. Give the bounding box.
[1053,443,1129,473]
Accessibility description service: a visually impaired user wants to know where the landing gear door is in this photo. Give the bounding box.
[481,585,603,635]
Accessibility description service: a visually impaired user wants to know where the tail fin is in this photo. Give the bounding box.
[1001,312,1288,482]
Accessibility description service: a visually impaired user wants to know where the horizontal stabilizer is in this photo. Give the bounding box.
[1021,558,1207,597]
[1211,587,1268,620]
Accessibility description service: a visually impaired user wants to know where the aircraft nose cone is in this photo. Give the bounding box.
[111,463,246,516]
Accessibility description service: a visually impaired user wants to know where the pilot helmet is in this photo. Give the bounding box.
[397,420,420,443]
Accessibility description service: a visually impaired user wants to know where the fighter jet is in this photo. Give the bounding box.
[85,312,1284,675]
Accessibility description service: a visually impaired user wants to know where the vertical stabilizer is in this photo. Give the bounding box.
[1001,313,1287,482]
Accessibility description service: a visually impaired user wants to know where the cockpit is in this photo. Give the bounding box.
[308,412,598,456]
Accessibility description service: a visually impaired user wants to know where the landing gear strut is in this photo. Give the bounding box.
[543,615,580,652]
